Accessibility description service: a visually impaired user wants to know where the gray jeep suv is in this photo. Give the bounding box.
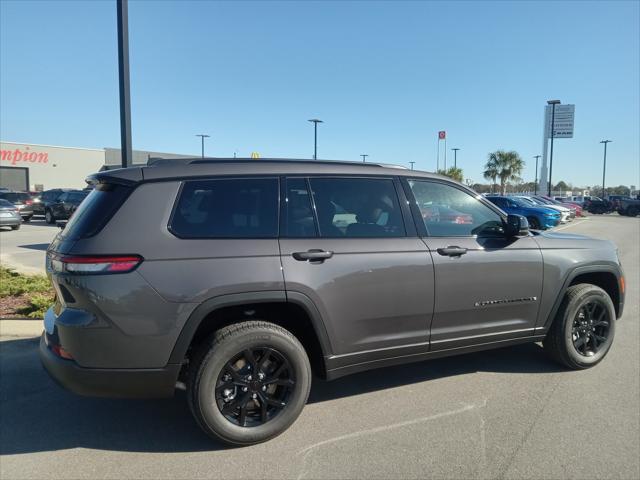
[40,159,625,446]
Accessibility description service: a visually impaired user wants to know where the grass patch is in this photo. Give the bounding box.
[0,267,54,318]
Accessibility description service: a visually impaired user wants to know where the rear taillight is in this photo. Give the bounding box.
[50,254,143,274]
[25,199,33,205]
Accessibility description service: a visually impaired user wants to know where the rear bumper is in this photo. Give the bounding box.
[0,216,21,226]
[39,333,180,398]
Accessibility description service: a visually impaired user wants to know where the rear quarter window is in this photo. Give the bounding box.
[60,183,131,239]
[170,178,279,238]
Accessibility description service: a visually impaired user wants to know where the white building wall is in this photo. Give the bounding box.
[0,141,105,190]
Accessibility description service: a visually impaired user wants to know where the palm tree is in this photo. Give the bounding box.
[484,150,525,195]
[483,156,499,193]
[437,166,464,183]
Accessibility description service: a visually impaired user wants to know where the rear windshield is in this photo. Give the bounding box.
[60,183,131,239]
[0,192,30,202]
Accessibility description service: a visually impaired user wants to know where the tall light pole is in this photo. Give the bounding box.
[116,0,132,168]
[360,154,368,163]
[409,161,415,170]
[451,148,460,168]
[600,140,612,199]
[533,155,541,195]
[308,119,323,159]
[195,134,210,158]
[547,99,561,195]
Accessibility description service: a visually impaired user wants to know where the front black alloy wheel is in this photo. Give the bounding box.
[570,301,611,357]
[544,283,616,369]
[215,347,295,427]
[188,321,311,446]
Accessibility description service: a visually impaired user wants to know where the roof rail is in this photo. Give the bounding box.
[146,157,406,169]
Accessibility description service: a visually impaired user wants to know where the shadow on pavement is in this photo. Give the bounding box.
[17,243,50,251]
[0,337,563,455]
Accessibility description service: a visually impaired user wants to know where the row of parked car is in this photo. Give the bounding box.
[0,188,89,230]
[484,194,583,230]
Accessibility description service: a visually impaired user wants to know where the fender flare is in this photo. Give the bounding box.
[168,290,334,365]
[541,262,624,331]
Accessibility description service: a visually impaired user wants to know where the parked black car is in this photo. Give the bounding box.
[617,197,640,217]
[584,197,612,214]
[32,189,72,217]
[45,190,89,224]
[0,198,22,230]
[0,191,34,221]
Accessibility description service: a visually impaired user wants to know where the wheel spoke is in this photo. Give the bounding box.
[225,362,243,382]
[574,336,586,349]
[244,349,258,372]
[265,378,295,387]
[221,391,249,415]
[592,333,607,343]
[256,348,271,371]
[259,395,268,422]
[238,403,248,427]
[265,396,287,408]
[589,332,599,348]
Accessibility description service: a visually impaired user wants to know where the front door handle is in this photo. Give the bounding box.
[437,246,468,257]
[292,249,334,262]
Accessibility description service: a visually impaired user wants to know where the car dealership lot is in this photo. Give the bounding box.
[1,214,638,480]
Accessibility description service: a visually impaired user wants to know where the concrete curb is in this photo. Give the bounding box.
[0,319,43,338]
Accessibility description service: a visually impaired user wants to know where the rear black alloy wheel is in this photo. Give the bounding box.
[215,347,295,427]
[188,321,311,446]
[544,283,616,369]
[527,216,540,230]
[571,301,611,357]
[45,209,55,224]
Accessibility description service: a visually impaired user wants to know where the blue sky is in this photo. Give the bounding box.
[1,0,638,187]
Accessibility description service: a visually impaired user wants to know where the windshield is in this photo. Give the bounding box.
[511,197,535,207]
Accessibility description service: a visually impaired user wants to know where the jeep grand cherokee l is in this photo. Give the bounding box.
[40,159,625,446]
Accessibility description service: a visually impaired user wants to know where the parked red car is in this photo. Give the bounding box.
[552,197,584,217]
[421,204,473,224]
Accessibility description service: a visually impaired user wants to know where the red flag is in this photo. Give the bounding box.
[438,131,446,140]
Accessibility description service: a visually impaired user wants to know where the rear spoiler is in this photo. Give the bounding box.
[86,167,144,187]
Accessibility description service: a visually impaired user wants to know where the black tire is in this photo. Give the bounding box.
[11,224,20,230]
[22,216,32,222]
[628,206,639,217]
[527,216,541,230]
[544,283,616,369]
[45,209,55,224]
[188,321,311,446]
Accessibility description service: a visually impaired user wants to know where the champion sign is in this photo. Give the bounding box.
[1,146,49,165]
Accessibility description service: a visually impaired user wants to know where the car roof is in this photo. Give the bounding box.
[89,158,455,185]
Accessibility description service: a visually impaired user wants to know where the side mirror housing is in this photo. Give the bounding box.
[504,214,529,237]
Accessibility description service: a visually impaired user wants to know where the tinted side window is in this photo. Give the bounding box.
[171,178,279,238]
[285,178,317,237]
[58,193,69,202]
[60,183,132,240]
[408,181,503,237]
[309,178,405,238]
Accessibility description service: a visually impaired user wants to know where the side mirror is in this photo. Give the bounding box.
[504,214,529,237]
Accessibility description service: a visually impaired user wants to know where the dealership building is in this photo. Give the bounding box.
[0,141,190,191]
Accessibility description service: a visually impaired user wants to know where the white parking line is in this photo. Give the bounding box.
[553,218,588,231]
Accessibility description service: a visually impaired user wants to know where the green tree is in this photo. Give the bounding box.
[436,166,464,183]
[484,150,525,195]
[554,180,570,191]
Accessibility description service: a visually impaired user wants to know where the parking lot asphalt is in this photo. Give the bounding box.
[0,218,59,274]
[0,214,638,480]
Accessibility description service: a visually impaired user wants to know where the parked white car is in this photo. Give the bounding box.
[515,196,572,223]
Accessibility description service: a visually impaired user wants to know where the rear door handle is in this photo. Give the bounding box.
[437,246,468,257]
[292,249,334,262]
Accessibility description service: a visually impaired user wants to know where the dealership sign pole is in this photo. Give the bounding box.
[117,0,133,168]
[539,102,575,195]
